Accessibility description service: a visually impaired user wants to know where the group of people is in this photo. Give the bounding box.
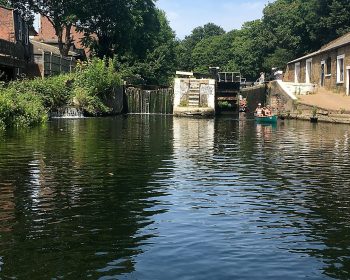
[255,103,272,117]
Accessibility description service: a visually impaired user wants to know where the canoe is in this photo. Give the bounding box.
[255,115,278,123]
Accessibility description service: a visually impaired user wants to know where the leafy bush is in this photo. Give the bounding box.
[73,58,122,115]
[0,87,47,129]
[7,74,73,110]
[0,57,123,130]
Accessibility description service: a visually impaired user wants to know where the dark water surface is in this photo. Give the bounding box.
[0,116,350,279]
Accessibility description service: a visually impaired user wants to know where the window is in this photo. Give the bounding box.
[337,54,345,83]
[326,57,332,75]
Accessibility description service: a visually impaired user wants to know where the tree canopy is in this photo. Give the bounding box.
[176,0,350,80]
[0,0,10,7]
[5,0,350,84]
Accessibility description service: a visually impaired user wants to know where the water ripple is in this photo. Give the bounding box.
[0,117,349,279]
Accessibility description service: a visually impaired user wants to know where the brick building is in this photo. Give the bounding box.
[33,16,93,58]
[284,32,350,95]
[0,5,30,80]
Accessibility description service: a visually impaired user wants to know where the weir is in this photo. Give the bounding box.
[125,87,174,114]
[49,107,85,118]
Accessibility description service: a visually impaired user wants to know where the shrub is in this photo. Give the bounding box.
[73,58,122,115]
[0,57,123,130]
[8,74,74,110]
[0,87,47,129]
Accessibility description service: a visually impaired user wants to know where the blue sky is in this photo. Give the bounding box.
[156,0,272,39]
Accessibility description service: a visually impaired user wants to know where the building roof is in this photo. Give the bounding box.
[30,39,78,57]
[0,4,13,11]
[288,31,350,64]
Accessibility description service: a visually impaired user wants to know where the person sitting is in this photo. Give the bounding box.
[255,103,263,116]
[265,105,272,116]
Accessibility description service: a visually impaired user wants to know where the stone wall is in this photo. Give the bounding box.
[103,87,124,114]
[267,81,296,115]
[240,84,266,112]
[284,44,350,95]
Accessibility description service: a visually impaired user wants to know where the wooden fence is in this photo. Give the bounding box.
[0,38,25,68]
[43,51,76,76]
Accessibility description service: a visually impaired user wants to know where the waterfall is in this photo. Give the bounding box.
[50,107,85,119]
[125,87,173,114]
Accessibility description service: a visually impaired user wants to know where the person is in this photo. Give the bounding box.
[267,105,272,116]
[255,103,263,116]
[266,105,272,116]
[259,72,265,84]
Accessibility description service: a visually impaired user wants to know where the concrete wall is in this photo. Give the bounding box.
[173,78,216,117]
[267,81,296,114]
[174,78,215,108]
[240,84,266,112]
[103,87,124,114]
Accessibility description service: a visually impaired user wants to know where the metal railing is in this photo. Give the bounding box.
[218,72,241,83]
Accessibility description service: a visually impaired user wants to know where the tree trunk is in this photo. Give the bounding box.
[62,24,73,57]
[57,28,64,56]
[56,24,73,57]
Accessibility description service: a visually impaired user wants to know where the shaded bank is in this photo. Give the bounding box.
[0,58,122,131]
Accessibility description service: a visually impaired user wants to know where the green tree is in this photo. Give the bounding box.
[0,0,10,7]
[116,9,177,85]
[230,20,269,80]
[13,0,84,56]
[191,31,236,73]
[81,0,159,58]
[176,23,226,71]
[311,0,350,46]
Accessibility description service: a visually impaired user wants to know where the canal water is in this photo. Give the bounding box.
[0,116,350,279]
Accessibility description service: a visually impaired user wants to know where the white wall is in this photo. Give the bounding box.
[173,78,216,109]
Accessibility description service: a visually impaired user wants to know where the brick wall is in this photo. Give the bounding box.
[38,16,91,55]
[0,7,14,41]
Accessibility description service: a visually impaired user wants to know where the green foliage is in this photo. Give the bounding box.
[73,58,122,114]
[0,0,10,7]
[176,23,226,71]
[230,20,268,80]
[192,32,235,73]
[175,0,350,81]
[0,58,122,130]
[218,101,232,109]
[8,75,74,110]
[263,48,295,72]
[0,86,47,129]
[116,9,177,86]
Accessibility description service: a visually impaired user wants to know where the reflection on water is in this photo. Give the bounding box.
[0,116,350,279]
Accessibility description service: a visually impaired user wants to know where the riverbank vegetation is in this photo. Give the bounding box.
[0,58,122,131]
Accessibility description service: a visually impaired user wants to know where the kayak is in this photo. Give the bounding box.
[255,115,278,123]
